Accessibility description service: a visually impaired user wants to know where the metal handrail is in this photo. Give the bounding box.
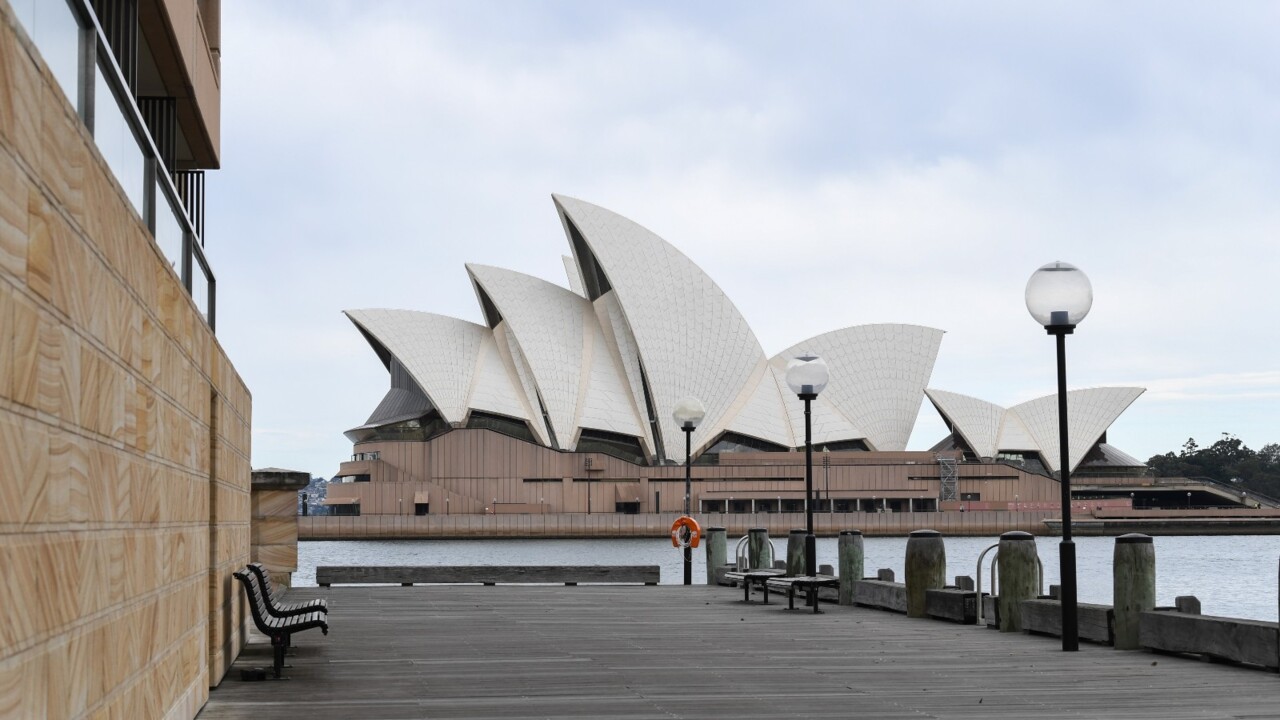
[734,535,750,571]
[975,543,1045,625]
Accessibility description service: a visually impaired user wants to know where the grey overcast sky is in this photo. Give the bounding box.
[209,1,1279,477]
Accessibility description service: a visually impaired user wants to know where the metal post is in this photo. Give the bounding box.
[802,394,817,577]
[1053,329,1079,651]
[684,426,693,585]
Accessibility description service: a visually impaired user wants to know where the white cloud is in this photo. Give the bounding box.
[211,1,1280,474]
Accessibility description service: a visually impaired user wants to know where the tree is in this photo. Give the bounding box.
[1148,434,1280,499]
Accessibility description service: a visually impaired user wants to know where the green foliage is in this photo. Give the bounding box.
[1147,433,1280,499]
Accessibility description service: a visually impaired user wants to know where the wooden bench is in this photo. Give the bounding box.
[724,569,785,604]
[248,562,327,619]
[234,569,328,678]
[766,575,839,614]
[316,565,660,586]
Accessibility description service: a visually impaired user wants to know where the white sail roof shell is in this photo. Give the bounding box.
[555,194,764,455]
[344,309,489,425]
[467,265,588,449]
[925,389,1005,458]
[926,386,1145,473]
[467,332,538,429]
[722,366,796,448]
[1011,387,1145,474]
[772,324,944,451]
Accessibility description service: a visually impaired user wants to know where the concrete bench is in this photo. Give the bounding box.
[1140,610,1279,669]
[316,565,660,586]
[724,569,786,604]
[1020,599,1114,644]
[766,575,839,614]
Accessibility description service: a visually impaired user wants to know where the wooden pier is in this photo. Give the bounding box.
[199,585,1279,719]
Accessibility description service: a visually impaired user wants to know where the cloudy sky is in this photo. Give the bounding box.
[209,1,1280,477]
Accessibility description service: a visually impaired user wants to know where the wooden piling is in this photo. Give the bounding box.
[786,529,807,576]
[704,526,726,585]
[838,530,864,606]
[997,531,1039,632]
[904,529,945,618]
[747,527,773,570]
[1113,533,1155,649]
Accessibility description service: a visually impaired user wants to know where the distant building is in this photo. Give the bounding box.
[1,1,251,717]
[330,196,1146,517]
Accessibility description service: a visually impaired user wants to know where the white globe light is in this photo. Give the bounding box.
[785,353,829,397]
[1025,261,1093,328]
[672,396,705,429]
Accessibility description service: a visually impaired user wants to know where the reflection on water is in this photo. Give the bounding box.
[296,534,1279,622]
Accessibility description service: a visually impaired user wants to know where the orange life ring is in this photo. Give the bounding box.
[670,516,702,548]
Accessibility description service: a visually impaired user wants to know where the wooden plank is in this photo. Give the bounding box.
[1140,610,1279,668]
[202,585,1280,720]
[1020,599,1114,644]
[853,579,907,613]
[315,565,660,586]
[925,588,980,624]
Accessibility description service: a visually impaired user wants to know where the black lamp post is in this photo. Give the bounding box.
[1026,260,1093,652]
[673,396,705,586]
[785,353,830,577]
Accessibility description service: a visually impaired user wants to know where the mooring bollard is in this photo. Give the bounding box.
[1113,533,1155,650]
[704,527,726,585]
[838,530,864,605]
[904,529,945,618]
[997,531,1039,632]
[748,527,773,570]
[786,529,807,576]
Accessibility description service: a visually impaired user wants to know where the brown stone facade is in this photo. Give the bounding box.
[0,2,250,717]
[319,428,1070,537]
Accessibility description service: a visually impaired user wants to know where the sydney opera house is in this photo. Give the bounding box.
[326,195,1157,521]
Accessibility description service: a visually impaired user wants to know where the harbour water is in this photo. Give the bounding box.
[296,534,1280,622]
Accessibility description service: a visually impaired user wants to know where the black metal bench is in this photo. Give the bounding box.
[247,562,327,618]
[724,569,785,604]
[766,575,839,614]
[233,569,328,678]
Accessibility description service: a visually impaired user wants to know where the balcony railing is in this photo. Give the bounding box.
[12,0,217,330]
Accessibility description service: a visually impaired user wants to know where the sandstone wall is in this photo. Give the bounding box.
[0,4,251,717]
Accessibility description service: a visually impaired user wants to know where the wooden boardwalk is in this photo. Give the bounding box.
[200,585,1279,719]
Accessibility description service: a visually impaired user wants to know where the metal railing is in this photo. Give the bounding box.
[17,0,217,331]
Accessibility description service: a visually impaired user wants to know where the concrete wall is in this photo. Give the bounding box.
[329,429,1068,517]
[0,3,251,716]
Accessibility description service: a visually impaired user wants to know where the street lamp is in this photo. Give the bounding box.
[1025,260,1092,652]
[673,395,705,585]
[785,352,829,578]
[1187,491,1192,509]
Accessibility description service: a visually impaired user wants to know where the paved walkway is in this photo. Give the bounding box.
[199,584,1279,719]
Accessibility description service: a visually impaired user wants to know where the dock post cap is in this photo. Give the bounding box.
[908,529,941,537]
[1000,530,1035,540]
[840,529,863,536]
[706,526,725,532]
[749,527,768,532]
[1115,533,1153,544]
[789,528,808,535]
